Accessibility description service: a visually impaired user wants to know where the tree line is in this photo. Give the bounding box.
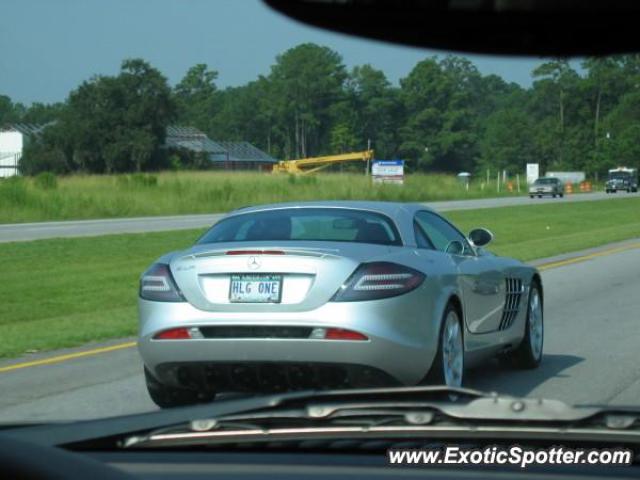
[1,43,640,177]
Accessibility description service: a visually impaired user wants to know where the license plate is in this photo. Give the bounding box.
[229,274,282,303]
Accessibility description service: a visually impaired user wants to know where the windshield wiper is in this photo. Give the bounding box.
[122,386,640,449]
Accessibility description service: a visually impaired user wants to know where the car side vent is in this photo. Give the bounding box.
[499,278,524,330]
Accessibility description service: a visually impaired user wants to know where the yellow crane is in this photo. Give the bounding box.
[272,149,374,175]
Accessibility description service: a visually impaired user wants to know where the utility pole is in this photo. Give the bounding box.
[366,138,371,176]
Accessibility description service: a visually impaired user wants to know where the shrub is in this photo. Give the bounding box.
[0,176,28,205]
[130,173,158,187]
[169,154,183,171]
[34,172,58,190]
[117,173,158,188]
[19,142,68,175]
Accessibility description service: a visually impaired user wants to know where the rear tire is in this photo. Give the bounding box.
[559,193,564,198]
[507,282,543,369]
[144,367,215,408]
[424,303,464,387]
[529,195,534,199]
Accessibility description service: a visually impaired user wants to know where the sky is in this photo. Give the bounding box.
[1,0,555,105]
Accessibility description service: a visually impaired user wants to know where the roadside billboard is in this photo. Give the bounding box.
[526,163,539,184]
[372,160,404,184]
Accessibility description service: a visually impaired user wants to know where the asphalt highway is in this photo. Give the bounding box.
[0,241,639,422]
[2,191,638,243]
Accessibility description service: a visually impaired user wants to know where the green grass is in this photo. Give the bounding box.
[0,171,523,224]
[447,196,640,261]
[0,230,202,358]
[1,196,638,359]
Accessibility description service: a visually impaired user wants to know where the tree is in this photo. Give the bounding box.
[532,60,577,132]
[267,43,347,158]
[21,102,64,124]
[580,57,626,174]
[343,64,401,158]
[479,108,536,175]
[0,94,25,125]
[11,46,640,179]
[19,132,69,175]
[599,91,640,171]
[50,59,175,173]
[399,56,482,172]
[329,123,358,153]
[174,64,218,132]
[530,60,582,169]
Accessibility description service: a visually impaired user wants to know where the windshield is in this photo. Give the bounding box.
[197,208,402,246]
[2,0,640,447]
[609,172,631,179]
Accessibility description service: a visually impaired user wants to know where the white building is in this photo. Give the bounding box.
[0,124,48,177]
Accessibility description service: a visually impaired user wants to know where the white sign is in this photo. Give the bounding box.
[526,163,539,185]
[372,160,404,184]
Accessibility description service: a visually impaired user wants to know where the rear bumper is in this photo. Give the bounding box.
[529,190,558,196]
[152,361,400,393]
[137,288,441,389]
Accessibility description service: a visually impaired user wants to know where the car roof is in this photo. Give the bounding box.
[229,200,434,217]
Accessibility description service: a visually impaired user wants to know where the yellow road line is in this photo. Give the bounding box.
[0,341,137,373]
[1,241,639,374]
[538,242,640,271]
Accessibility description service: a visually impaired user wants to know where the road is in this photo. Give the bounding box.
[1,191,638,243]
[0,241,639,422]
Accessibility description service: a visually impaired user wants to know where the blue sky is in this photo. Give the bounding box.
[1,0,554,105]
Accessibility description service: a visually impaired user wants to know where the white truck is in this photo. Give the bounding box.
[605,167,638,193]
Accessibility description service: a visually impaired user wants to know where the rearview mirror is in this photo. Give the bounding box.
[264,0,640,56]
[469,228,494,247]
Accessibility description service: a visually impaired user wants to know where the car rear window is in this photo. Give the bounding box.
[535,178,557,184]
[197,208,402,246]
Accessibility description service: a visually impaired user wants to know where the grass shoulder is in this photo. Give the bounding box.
[0,171,522,224]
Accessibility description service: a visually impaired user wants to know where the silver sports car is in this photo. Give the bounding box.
[138,201,543,407]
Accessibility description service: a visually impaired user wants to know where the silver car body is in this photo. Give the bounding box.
[138,201,541,389]
[529,177,564,197]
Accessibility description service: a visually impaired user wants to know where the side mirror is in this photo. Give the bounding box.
[468,228,494,247]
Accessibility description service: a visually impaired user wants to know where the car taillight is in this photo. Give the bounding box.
[330,262,425,302]
[139,263,186,302]
[154,328,191,340]
[153,327,203,340]
[324,328,368,341]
